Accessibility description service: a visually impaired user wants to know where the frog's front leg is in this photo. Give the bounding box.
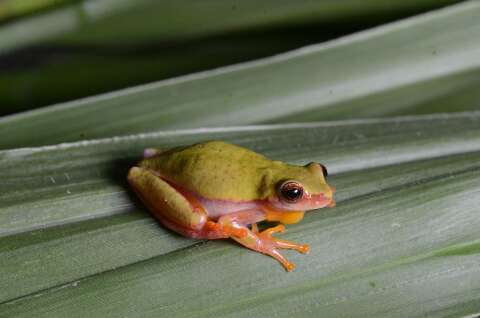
[217,211,309,272]
[128,167,246,239]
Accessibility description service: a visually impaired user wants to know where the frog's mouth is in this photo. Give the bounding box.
[301,192,335,209]
[263,193,334,224]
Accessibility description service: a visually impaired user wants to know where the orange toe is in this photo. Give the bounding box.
[284,261,295,272]
[298,244,310,254]
[262,224,285,236]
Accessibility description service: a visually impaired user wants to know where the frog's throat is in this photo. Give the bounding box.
[262,206,305,224]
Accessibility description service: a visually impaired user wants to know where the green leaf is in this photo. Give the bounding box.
[0,0,462,115]
[0,0,73,23]
[0,28,342,116]
[1,112,480,317]
[1,1,479,150]
[0,0,461,52]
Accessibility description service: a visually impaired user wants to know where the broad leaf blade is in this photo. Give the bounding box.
[0,0,73,23]
[1,1,479,149]
[0,0,461,52]
[1,0,461,114]
[1,112,480,317]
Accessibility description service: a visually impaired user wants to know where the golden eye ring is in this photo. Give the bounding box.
[278,180,304,203]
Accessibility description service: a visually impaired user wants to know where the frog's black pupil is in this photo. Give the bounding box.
[285,188,301,199]
[281,183,303,202]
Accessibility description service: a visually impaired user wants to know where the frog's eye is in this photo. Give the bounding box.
[279,181,304,203]
[319,164,328,178]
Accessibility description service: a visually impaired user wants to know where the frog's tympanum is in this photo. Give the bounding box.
[128,141,335,271]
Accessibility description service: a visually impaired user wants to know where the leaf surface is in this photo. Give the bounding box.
[1,1,479,149]
[1,112,480,317]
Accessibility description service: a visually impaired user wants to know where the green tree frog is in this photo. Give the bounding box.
[128,141,335,271]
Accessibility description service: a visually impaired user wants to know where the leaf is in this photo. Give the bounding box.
[0,0,462,115]
[1,112,480,317]
[1,1,479,150]
[0,0,461,52]
[0,28,340,115]
[0,0,72,23]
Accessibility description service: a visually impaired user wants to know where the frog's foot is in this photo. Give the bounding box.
[228,223,309,272]
[253,225,309,271]
[259,225,310,254]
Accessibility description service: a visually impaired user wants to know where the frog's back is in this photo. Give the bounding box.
[139,141,274,201]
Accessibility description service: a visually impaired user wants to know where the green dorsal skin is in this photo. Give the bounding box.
[139,141,328,201]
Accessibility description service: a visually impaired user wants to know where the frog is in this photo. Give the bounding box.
[127,141,335,271]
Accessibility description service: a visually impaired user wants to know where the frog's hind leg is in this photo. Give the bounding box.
[128,167,245,239]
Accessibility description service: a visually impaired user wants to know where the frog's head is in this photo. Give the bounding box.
[265,162,335,221]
